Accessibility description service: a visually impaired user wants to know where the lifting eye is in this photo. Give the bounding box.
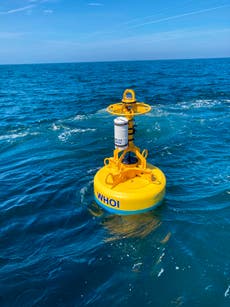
[122,89,136,103]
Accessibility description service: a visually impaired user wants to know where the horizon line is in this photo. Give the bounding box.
[0,55,229,66]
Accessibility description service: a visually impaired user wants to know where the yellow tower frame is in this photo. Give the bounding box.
[105,89,153,187]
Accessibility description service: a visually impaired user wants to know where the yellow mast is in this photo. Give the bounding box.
[105,89,152,186]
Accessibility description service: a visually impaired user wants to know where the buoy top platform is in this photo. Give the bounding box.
[94,89,166,215]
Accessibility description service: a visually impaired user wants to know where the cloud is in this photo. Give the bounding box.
[0,1,53,15]
[0,32,25,39]
[0,5,35,15]
[88,2,103,6]
[43,9,53,15]
[28,0,50,2]
[77,3,230,42]
[128,4,230,29]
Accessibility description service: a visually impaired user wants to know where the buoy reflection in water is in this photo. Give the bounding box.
[88,202,162,241]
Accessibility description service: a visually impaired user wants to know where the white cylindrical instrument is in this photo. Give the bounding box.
[114,117,128,150]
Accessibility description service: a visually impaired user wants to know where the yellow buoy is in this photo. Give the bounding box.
[94,89,166,215]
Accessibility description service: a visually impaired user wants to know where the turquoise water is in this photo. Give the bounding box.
[0,58,230,306]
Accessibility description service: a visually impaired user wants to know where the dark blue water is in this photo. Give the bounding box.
[0,58,230,306]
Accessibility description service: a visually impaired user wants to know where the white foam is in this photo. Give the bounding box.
[132,262,143,271]
[72,128,96,133]
[158,252,165,263]
[74,114,89,121]
[0,131,38,141]
[224,285,230,297]
[73,109,107,121]
[51,123,61,131]
[146,109,169,118]
[58,131,70,142]
[180,99,223,110]
[58,128,96,142]
[87,167,100,174]
[80,186,88,204]
[158,268,164,277]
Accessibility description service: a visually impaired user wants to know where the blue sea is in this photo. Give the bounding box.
[0,58,230,306]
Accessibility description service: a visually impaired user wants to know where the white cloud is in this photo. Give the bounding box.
[128,4,230,29]
[0,1,54,15]
[28,0,50,2]
[0,5,35,14]
[0,32,25,38]
[88,2,103,6]
[43,9,53,15]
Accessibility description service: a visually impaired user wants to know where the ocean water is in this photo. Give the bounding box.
[0,58,229,306]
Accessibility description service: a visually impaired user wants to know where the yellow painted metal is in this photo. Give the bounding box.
[107,102,151,117]
[107,88,151,117]
[94,89,166,215]
[94,162,166,214]
[122,89,136,103]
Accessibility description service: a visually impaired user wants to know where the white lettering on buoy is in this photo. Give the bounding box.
[97,192,120,208]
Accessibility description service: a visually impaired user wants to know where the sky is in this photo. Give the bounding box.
[0,0,229,64]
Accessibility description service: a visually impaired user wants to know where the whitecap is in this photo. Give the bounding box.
[71,128,96,133]
[58,128,96,142]
[51,123,61,131]
[74,114,89,121]
[0,131,39,141]
[72,109,107,122]
[146,109,170,118]
[58,131,71,142]
[179,99,223,110]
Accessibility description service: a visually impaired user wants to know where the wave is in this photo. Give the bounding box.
[73,114,89,121]
[67,109,108,123]
[179,99,225,110]
[0,122,98,145]
[0,131,39,142]
[58,128,96,142]
[149,98,229,113]
[51,123,61,131]
[166,189,230,214]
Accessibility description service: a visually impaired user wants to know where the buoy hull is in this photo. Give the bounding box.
[93,163,166,215]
